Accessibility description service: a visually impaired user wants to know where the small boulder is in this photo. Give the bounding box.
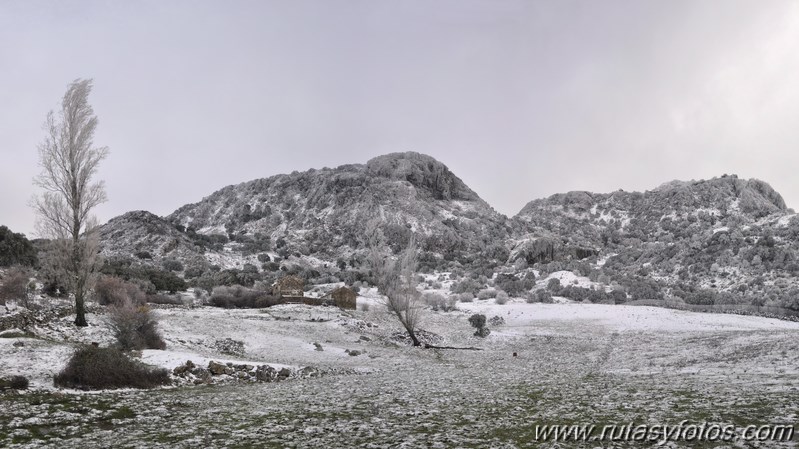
[173,360,196,376]
[255,365,277,382]
[208,361,228,375]
[299,366,320,378]
[190,367,212,384]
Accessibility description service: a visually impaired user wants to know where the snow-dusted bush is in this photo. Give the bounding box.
[0,375,29,390]
[457,292,474,303]
[495,272,536,297]
[54,346,170,390]
[468,313,490,337]
[422,292,457,312]
[0,266,31,306]
[495,291,509,305]
[94,275,146,307]
[146,293,183,306]
[0,226,37,267]
[451,278,481,295]
[161,258,184,272]
[531,289,553,303]
[109,304,166,350]
[210,285,281,309]
[477,289,498,300]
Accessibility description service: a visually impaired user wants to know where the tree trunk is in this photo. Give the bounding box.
[74,287,87,327]
[72,212,88,327]
[406,325,421,346]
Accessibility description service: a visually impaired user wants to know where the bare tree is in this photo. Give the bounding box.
[369,230,424,346]
[32,79,109,327]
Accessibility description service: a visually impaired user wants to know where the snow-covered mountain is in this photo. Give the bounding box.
[512,175,799,311]
[98,156,799,314]
[100,152,511,274]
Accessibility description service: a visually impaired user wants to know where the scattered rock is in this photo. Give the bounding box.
[298,366,320,378]
[255,365,277,382]
[345,349,362,357]
[190,367,212,384]
[173,360,196,376]
[488,316,505,326]
[208,361,228,375]
[171,360,330,386]
[213,338,245,356]
[391,330,443,346]
[313,342,324,351]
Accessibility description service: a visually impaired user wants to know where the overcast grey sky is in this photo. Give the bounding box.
[2,0,799,236]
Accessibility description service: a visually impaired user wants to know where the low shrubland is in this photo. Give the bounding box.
[210,285,282,308]
[54,346,170,390]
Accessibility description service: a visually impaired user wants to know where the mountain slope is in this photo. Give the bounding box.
[513,175,799,312]
[162,152,510,269]
[99,210,200,261]
[97,159,799,314]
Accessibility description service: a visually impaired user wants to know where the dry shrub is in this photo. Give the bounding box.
[146,293,183,305]
[495,291,509,305]
[94,275,146,306]
[54,346,169,390]
[457,292,475,303]
[422,292,458,311]
[477,289,498,300]
[109,304,166,350]
[210,285,281,308]
[0,266,31,305]
[0,375,29,390]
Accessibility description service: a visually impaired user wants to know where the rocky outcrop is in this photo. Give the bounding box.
[98,210,202,264]
[365,152,480,201]
[171,360,327,386]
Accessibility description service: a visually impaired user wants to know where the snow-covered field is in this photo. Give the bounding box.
[2,300,799,448]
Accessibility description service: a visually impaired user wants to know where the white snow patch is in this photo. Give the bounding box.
[538,270,597,290]
[458,302,799,333]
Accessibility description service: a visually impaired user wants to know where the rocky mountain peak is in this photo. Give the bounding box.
[365,152,479,202]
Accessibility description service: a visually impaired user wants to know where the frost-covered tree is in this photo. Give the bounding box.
[32,79,109,327]
[369,229,424,346]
